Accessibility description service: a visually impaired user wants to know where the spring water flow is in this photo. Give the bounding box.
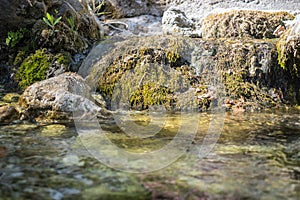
[0,109,299,199]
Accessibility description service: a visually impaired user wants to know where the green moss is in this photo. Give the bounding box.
[16,49,51,89]
[13,51,26,65]
[223,72,249,99]
[16,49,70,89]
[97,46,187,110]
[54,53,70,66]
[130,83,175,110]
[98,48,157,99]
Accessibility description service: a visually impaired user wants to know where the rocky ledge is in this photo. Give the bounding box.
[1,0,300,123]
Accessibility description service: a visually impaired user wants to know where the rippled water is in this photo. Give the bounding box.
[0,109,299,199]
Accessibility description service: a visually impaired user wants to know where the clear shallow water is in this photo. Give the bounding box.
[0,110,299,199]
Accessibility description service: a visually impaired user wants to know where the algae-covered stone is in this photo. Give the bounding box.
[2,93,20,103]
[202,10,294,39]
[40,124,67,137]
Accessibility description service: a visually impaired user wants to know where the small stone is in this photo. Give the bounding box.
[0,105,19,124]
[0,146,7,158]
[40,124,67,137]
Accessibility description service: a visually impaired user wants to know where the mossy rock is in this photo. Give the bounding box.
[202,10,294,39]
[96,43,190,110]
[16,48,70,89]
[85,35,299,111]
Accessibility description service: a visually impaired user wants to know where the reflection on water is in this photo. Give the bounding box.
[0,110,299,199]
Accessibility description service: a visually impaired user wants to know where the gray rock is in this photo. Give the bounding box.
[162,8,201,37]
[19,72,107,121]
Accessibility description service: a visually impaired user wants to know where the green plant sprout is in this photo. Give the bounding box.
[43,12,62,30]
[66,16,75,32]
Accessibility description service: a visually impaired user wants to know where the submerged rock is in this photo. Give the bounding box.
[0,105,19,124]
[18,72,107,121]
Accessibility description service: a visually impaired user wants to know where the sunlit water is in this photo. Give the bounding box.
[0,110,299,199]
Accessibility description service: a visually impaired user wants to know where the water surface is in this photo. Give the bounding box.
[0,110,299,199]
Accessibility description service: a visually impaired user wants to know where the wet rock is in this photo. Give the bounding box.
[62,154,84,166]
[0,105,19,124]
[0,146,7,158]
[82,182,149,200]
[18,72,108,121]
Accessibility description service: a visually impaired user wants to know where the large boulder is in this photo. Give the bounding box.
[19,72,107,121]
[80,35,299,111]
